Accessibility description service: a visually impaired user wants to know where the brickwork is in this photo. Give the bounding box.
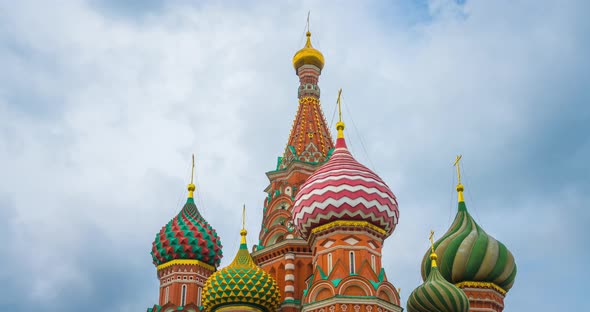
[460,287,505,312]
[157,263,214,307]
[252,52,333,312]
[301,225,401,312]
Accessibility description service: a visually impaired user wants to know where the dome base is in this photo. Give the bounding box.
[458,284,506,312]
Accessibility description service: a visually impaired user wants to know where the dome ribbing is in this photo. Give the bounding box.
[292,135,399,239]
[202,228,281,312]
[421,185,517,292]
[151,196,223,268]
[408,253,469,312]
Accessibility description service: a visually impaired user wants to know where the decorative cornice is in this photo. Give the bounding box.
[301,295,402,312]
[455,281,507,295]
[157,259,215,272]
[251,238,311,264]
[311,220,387,236]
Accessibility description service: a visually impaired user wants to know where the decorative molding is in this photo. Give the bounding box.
[311,221,387,236]
[157,259,215,272]
[456,281,507,295]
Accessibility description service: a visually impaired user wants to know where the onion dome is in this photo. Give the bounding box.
[421,164,517,293]
[293,95,399,238]
[292,31,325,71]
[151,177,223,268]
[202,220,281,312]
[408,251,469,312]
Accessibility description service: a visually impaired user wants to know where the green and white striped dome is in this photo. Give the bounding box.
[408,253,469,312]
[421,184,517,292]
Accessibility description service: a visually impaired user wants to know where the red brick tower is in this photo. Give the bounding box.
[292,97,402,312]
[147,156,223,312]
[251,30,334,312]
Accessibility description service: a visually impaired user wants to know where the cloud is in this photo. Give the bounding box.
[0,0,587,311]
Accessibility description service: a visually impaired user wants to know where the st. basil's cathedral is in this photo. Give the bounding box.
[146,29,517,312]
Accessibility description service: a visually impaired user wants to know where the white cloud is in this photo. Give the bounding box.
[0,0,587,311]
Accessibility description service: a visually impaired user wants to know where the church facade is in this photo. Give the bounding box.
[146,29,516,312]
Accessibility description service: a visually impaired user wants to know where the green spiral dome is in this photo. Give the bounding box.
[421,198,517,292]
[202,229,281,312]
[408,254,469,312]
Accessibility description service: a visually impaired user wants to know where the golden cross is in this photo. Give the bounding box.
[307,11,311,32]
[191,153,195,184]
[429,230,435,254]
[454,154,462,185]
[337,88,343,123]
[242,204,246,230]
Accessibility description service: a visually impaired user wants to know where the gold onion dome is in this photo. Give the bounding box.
[202,225,281,312]
[292,31,325,71]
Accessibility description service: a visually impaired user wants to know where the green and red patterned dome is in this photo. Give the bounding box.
[151,183,223,268]
[421,183,517,292]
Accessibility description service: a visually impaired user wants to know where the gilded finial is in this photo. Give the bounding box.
[305,11,312,46]
[429,230,438,268]
[188,154,196,198]
[453,155,464,202]
[240,204,247,244]
[292,12,325,71]
[336,88,345,139]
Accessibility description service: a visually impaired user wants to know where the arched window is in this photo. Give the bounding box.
[327,253,333,273]
[181,284,187,306]
[349,251,356,274]
[198,287,202,306]
[371,255,376,271]
[164,286,169,303]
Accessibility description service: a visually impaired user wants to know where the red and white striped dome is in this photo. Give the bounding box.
[292,136,399,239]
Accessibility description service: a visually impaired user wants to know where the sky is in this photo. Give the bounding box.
[0,0,588,311]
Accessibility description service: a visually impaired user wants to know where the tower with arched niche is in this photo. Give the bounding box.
[147,156,223,312]
[291,93,402,312]
[251,29,334,312]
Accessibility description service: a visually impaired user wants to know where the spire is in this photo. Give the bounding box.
[428,230,438,268]
[335,88,347,149]
[336,88,345,139]
[454,155,464,203]
[292,13,325,72]
[240,204,247,245]
[188,154,196,199]
[228,205,255,268]
[279,25,333,170]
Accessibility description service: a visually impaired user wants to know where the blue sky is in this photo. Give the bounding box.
[0,0,588,311]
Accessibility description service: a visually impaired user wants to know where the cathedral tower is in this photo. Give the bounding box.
[147,156,223,311]
[421,156,517,312]
[251,29,334,312]
[292,95,402,312]
[202,207,281,312]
